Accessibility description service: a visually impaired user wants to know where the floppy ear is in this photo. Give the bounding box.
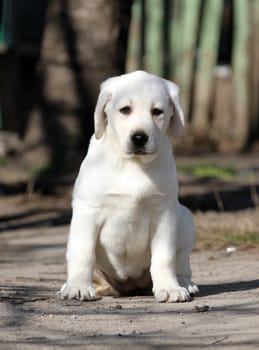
[164,79,185,140]
[94,89,111,139]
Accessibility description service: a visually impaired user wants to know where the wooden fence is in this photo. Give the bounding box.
[126,0,259,152]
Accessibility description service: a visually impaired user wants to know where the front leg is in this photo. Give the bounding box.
[150,205,190,303]
[61,203,99,301]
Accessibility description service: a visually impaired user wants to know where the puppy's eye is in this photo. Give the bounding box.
[151,108,163,116]
[119,106,132,115]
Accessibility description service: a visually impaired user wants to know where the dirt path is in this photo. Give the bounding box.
[1,222,259,350]
[1,153,259,349]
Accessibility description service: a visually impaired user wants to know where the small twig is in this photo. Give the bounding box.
[213,190,224,211]
[210,335,229,346]
[250,175,259,207]
[0,296,48,304]
[26,177,36,198]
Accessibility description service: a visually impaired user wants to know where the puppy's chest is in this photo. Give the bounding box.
[97,168,168,256]
[98,194,156,257]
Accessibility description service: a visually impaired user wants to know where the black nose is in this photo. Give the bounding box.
[131,131,149,148]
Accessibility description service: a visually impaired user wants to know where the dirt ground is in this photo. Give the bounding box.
[1,154,259,349]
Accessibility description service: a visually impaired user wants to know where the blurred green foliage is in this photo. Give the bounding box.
[178,164,236,179]
[224,232,259,244]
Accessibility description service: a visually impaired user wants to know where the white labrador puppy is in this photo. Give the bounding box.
[61,70,198,302]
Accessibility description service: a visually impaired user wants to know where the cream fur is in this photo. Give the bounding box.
[61,71,198,302]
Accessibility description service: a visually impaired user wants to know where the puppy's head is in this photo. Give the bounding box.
[94,71,184,158]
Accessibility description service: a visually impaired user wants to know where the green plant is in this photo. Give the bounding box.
[224,232,259,244]
[178,164,236,180]
[28,164,51,179]
[0,156,7,166]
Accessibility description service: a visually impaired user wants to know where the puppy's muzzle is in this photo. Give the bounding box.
[131,131,149,154]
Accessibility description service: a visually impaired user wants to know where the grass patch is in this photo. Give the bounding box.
[195,231,259,251]
[224,232,259,245]
[178,164,236,180]
[28,164,51,179]
[0,157,7,166]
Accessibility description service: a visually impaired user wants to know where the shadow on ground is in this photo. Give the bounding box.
[180,177,259,212]
[0,208,71,232]
[199,279,259,297]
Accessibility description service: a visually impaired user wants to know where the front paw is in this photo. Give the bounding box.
[153,286,191,303]
[60,282,99,301]
[178,278,199,295]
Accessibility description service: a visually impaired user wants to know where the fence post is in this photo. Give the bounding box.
[251,0,259,140]
[173,0,200,118]
[212,66,233,151]
[169,0,182,79]
[192,0,223,136]
[126,0,142,72]
[145,0,163,74]
[231,0,251,150]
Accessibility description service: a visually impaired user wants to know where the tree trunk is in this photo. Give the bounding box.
[39,0,133,173]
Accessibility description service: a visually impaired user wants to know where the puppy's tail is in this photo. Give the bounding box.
[93,271,119,297]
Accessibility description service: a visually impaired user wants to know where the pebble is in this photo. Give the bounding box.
[226,246,237,254]
[195,305,210,313]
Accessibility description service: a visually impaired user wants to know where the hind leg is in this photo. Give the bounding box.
[176,205,199,295]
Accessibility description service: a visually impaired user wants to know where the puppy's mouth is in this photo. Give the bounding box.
[130,147,158,157]
[123,136,158,157]
[123,146,158,162]
[133,148,149,155]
